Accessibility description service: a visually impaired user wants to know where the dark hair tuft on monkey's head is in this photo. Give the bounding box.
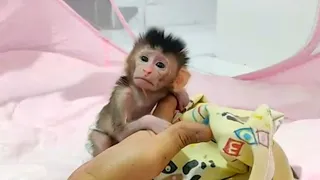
[136,27,189,67]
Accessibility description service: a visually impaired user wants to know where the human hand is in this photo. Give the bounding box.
[68,121,213,180]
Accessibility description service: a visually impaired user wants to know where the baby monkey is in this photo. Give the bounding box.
[87,27,191,157]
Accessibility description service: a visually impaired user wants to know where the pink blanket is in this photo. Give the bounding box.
[1,0,320,179]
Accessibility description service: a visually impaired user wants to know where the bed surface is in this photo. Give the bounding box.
[1,51,320,179]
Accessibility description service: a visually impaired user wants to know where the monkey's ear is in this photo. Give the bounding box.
[172,67,191,91]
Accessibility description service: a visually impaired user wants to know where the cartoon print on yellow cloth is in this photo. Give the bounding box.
[154,94,296,180]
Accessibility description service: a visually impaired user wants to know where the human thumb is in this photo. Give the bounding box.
[155,121,213,163]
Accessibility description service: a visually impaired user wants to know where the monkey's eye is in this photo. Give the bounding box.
[140,56,149,62]
[156,62,165,69]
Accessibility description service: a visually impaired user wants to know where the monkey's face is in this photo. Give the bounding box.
[132,49,178,91]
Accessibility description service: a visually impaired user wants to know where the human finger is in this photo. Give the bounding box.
[155,121,213,165]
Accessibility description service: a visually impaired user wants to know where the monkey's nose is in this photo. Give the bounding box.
[143,68,152,75]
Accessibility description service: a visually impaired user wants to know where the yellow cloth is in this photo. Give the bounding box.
[155,94,295,180]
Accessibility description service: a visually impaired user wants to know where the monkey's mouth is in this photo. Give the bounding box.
[134,77,154,86]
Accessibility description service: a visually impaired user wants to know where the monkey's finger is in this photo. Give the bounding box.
[178,104,183,112]
[155,121,213,163]
[178,101,187,112]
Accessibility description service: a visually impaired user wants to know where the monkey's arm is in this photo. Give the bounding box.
[115,115,171,142]
[104,87,171,142]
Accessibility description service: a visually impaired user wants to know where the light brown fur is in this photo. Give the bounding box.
[87,27,191,157]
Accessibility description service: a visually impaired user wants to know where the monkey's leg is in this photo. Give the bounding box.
[88,130,115,157]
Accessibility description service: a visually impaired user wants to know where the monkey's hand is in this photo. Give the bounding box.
[115,115,171,142]
[141,115,172,134]
[174,89,189,112]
